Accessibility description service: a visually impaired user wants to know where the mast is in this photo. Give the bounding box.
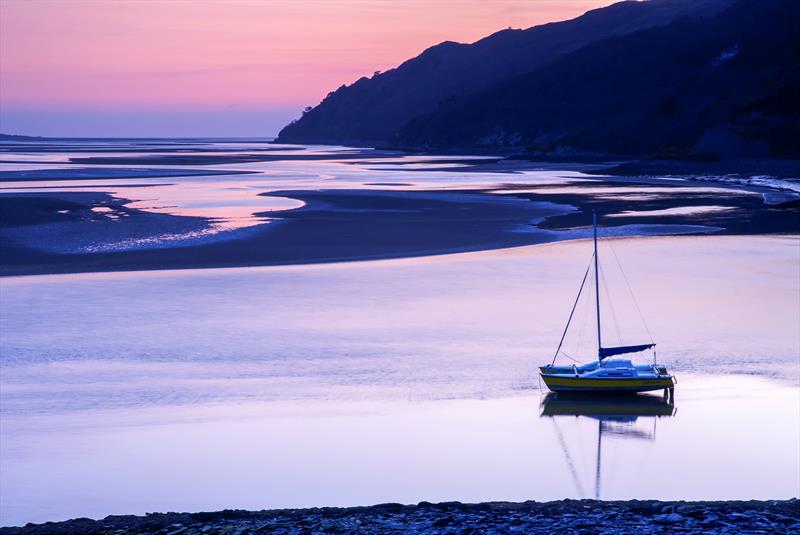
[593,211,602,361]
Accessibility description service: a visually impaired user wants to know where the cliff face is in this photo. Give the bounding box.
[276,0,734,148]
[394,0,800,158]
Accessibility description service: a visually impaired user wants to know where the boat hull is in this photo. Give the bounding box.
[540,374,674,393]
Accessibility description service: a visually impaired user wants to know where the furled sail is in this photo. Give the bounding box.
[599,343,655,359]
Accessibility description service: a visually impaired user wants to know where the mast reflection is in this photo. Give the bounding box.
[540,393,677,499]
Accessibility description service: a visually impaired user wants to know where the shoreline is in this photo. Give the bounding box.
[2,499,797,533]
[3,182,797,277]
[4,226,797,280]
[3,142,799,278]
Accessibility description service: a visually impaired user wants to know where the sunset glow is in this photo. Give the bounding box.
[0,0,613,135]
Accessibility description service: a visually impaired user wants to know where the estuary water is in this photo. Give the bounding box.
[0,140,798,526]
[1,237,798,525]
[2,139,785,262]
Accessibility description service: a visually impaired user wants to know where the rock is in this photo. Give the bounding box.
[372,503,405,513]
[4,499,799,534]
[727,512,750,522]
[431,516,452,527]
[653,513,684,524]
[683,508,706,519]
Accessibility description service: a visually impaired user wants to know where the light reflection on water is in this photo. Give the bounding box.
[540,392,677,499]
[1,141,798,525]
[122,181,304,230]
[0,142,594,246]
[0,235,798,525]
[2,236,797,410]
[6,141,762,255]
[0,377,796,526]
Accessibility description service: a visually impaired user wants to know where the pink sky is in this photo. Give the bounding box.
[0,0,614,136]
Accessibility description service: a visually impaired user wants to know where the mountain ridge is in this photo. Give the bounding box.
[277,0,735,149]
[393,0,799,157]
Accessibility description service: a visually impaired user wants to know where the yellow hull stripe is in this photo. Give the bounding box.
[541,376,674,388]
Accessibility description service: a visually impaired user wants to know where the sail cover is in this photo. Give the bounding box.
[599,343,655,359]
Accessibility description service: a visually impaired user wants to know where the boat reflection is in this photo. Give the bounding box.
[539,393,676,498]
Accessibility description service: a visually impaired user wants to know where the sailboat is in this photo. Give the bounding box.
[539,212,675,394]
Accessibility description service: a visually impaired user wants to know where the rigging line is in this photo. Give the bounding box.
[558,350,582,364]
[599,261,623,346]
[551,257,594,365]
[607,239,655,343]
[593,212,602,357]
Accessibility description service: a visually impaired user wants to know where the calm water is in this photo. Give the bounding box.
[1,236,798,525]
[1,141,798,526]
[0,140,754,254]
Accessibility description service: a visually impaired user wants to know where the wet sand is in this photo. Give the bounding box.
[0,189,563,276]
[67,151,400,166]
[2,181,797,277]
[3,141,798,277]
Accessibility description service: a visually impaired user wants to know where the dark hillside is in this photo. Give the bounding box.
[276,0,732,146]
[394,0,800,157]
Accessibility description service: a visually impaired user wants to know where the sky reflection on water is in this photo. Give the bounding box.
[1,376,796,526]
[1,141,798,526]
[1,235,798,525]
[3,141,784,257]
[1,141,589,243]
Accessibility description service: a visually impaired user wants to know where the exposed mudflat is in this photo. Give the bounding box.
[2,141,798,276]
[2,181,797,276]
